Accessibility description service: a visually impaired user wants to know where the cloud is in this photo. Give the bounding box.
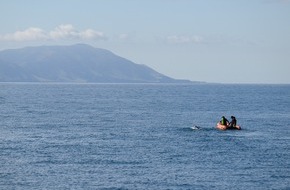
[49,24,76,40]
[0,27,47,41]
[49,24,106,40]
[118,33,129,40]
[0,24,106,42]
[166,35,203,44]
[79,29,105,40]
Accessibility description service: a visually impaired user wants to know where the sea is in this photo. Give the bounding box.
[0,83,289,190]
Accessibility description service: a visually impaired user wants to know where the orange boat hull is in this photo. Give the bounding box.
[216,123,241,130]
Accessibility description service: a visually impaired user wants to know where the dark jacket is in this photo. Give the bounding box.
[229,117,237,127]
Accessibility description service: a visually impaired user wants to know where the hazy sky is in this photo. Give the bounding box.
[1,0,290,83]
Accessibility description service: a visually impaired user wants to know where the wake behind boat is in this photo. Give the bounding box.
[190,125,201,130]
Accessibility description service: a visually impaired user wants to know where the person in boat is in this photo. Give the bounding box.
[229,116,237,128]
[220,116,229,126]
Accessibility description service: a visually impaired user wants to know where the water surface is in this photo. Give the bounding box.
[0,84,289,189]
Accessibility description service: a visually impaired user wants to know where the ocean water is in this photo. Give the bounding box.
[0,83,289,190]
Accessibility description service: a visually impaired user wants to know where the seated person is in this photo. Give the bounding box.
[220,116,229,126]
[229,116,237,128]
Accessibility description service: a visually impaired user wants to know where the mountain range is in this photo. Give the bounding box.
[0,44,191,83]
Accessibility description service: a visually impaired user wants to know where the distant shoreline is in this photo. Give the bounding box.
[1,82,289,85]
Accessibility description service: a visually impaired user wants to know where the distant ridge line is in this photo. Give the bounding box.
[0,44,196,83]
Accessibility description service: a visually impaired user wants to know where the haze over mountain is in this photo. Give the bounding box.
[0,44,191,83]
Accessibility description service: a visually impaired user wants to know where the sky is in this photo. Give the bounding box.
[0,0,290,84]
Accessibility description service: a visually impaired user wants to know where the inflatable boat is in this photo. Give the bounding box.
[216,122,241,130]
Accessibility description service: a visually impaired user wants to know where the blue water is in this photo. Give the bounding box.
[0,83,289,189]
